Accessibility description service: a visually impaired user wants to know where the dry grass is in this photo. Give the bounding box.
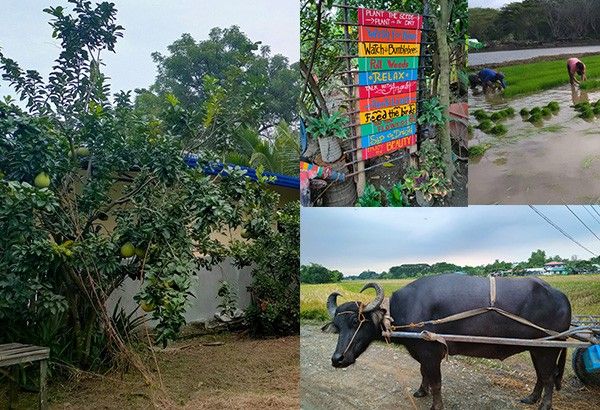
[1,333,299,409]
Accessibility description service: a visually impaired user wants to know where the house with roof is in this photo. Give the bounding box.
[544,261,568,275]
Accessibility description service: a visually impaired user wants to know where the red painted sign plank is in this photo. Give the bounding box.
[358,80,418,99]
[362,134,417,160]
[359,26,421,44]
[358,92,417,112]
[358,8,423,30]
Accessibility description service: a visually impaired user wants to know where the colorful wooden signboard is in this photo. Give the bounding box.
[354,7,422,155]
[358,8,423,30]
[357,56,418,72]
[362,135,417,160]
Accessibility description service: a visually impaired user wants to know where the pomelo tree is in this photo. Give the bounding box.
[0,0,279,368]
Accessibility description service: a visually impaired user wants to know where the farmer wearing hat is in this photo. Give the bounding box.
[478,68,506,93]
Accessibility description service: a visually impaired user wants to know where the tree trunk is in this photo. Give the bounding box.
[434,0,456,181]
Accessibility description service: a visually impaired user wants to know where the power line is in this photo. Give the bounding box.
[529,205,598,257]
[565,205,600,244]
[583,205,600,227]
[592,205,600,220]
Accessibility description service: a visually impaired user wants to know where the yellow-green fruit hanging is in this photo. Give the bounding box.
[34,172,50,188]
[120,242,135,258]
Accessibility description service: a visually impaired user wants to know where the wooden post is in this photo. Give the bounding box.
[342,0,365,196]
[39,360,47,410]
[8,365,17,410]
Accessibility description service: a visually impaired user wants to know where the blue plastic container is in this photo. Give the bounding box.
[583,345,600,374]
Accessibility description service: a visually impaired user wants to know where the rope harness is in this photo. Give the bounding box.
[336,302,367,356]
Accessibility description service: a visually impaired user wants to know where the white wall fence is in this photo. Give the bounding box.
[107,258,253,324]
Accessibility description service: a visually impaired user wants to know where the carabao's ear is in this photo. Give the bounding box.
[321,321,339,334]
[369,309,385,327]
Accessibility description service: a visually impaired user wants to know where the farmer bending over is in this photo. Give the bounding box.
[567,58,587,86]
[478,68,506,93]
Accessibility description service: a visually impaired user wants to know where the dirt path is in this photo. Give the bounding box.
[301,325,600,410]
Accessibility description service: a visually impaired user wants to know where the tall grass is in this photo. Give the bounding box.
[300,275,600,321]
[476,55,600,98]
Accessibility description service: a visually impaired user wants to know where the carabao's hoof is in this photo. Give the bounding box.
[520,394,540,405]
[413,387,428,398]
[537,403,552,410]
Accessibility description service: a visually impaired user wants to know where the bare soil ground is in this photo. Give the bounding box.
[1,333,299,409]
[301,325,600,410]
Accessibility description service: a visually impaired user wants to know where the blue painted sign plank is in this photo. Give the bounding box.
[358,69,418,86]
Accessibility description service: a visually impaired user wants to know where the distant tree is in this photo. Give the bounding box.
[300,263,343,283]
[136,26,300,162]
[527,249,547,267]
[469,8,501,41]
[357,270,380,280]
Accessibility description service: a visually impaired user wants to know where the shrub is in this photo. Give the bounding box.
[520,108,529,117]
[234,201,300,336]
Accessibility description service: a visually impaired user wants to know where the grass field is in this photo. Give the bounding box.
[300,275,600,321]
[580,78,600,91]
[472,54,600,98]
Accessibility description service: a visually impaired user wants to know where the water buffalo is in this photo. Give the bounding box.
[324,274,571,410]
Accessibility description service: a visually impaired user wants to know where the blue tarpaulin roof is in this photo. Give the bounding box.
[184,155,299,190]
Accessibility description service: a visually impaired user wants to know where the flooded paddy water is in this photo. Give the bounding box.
[469,85,600,204]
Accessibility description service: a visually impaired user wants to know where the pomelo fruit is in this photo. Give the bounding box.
[34,172,50,188]
[120,242,135,258]
[75,146,90,157]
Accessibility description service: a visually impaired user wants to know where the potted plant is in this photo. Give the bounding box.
[418,97,445,140]
[305,111,348,163]
[402,140,451,206]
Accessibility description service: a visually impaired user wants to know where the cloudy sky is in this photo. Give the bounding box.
[469,0,513,8]
[301,206,600,276]
[0,0,299,98]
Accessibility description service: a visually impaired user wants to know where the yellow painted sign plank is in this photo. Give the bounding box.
[358,42,420,57]
[359,103,417,125]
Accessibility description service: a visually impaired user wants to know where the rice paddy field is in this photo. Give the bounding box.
[474,54,600,99]
[300,275,600,321]
[469,69,600,204]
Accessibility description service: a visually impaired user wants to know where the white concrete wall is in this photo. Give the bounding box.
[107,257,253,324]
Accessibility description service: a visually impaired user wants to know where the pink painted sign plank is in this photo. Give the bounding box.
[358,8,423,30]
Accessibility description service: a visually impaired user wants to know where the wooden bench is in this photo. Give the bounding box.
[0,343,50,410]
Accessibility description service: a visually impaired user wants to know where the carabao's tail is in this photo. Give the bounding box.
[554,348,567,390]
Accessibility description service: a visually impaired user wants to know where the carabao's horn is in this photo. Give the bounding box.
[327,292,342,318]
[360,282,384,313]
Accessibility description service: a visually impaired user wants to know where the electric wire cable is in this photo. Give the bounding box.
[529,205,598,257]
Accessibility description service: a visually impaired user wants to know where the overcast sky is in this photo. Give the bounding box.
[301,206,600,276]
[469,0,513,8]
[0,0,299,98]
